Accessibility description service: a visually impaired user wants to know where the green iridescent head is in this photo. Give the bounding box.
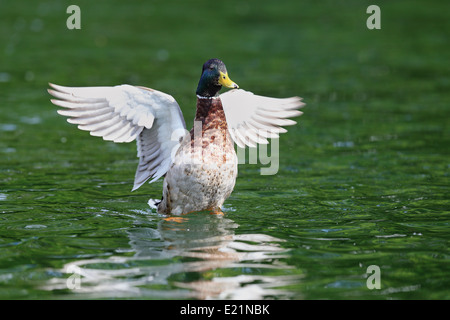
[196,59,238,97]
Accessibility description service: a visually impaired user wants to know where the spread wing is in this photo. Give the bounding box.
[220,89,305,148]
[48,83,186,191]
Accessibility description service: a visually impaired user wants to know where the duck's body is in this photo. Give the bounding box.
[49,59,305,215]
[158,96,238,214]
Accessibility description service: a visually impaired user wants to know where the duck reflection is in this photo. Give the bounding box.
[46,212,301,299]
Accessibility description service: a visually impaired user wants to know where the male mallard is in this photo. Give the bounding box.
[49,59,305,214]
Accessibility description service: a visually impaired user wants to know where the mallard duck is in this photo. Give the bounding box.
[49,59,305,215]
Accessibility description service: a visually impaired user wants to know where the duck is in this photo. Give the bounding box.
[48,58,305,215]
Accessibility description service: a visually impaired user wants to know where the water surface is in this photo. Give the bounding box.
[0,0,448,299]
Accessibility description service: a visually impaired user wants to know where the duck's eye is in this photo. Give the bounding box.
[222,75,226,79]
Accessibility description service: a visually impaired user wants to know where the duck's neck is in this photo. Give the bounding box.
[196,76,221,98]
[194,96,227,131]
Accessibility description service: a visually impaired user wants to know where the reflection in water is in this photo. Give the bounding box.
[44,213,301,299]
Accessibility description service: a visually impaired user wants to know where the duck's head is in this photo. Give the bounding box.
[196,59,239,98]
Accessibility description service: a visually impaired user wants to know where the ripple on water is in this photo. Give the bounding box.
[42,214,302,299]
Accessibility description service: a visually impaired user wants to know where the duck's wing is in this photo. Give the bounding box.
[48,83,187,191]
[220,89,305,148]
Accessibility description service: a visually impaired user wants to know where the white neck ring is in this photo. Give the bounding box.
[196,94,220,100]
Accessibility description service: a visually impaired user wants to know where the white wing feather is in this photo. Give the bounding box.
[48,83,186,191]
[220,89,305,148]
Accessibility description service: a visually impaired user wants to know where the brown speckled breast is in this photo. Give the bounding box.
[157,96,238,214]
[190,97,235,164]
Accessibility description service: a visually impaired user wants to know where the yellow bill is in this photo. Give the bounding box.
[219,71,239,89]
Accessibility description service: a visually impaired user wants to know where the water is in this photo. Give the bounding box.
[0,0,449,299]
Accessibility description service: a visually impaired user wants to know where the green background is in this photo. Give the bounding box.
[0,0,448,299]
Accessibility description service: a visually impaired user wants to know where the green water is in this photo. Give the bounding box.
[0,0,449,299]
